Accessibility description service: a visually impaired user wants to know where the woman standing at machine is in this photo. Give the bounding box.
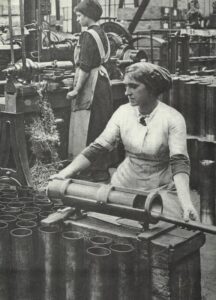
[55,62,198,222]
[67,0,113,181]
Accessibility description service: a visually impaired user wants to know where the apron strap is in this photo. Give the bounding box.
[87,28,110,63]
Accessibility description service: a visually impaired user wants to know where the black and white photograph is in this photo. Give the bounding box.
[0,0,216,299]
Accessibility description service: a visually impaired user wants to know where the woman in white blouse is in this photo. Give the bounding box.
[52,62,198,222]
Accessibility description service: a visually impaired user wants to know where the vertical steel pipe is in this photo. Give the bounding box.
[169,76,179,110]
[187,138,199,190]
[10,228,34,300]
[206,84,216,141]
[87,246,112,300]
[89,235,112,248]
[199,160,215,225]
[197,81,210,136]
[178,76,192,116]
[62,231,85,300]
[0,221,10,300]
[184,81,198,135]
[110,243,135,300]
[38,225,61,300]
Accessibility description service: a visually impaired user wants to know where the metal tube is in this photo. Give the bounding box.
[18,197,34,207]
[7,0,15,64]
[19,0,27,71]
[199,160,215,225]
[178,76,192,115]
[206,84,216,141]
[47,179,163,222]
[89,235,112,248]
[62,231,85,300]
[10,228,34,300]
[2,207,22,216]
[16,220,37,230]
[187,138,199,190]
[17,213,38,222]
[0,221,10,300]
[110,243,135,300]
[34,201,53,211]
[38,225,61,300]
[0,214,17,230]
[87,246,112,300]
[184,81,198,135]
[169,76,179,110]
[197,82,210,136]
[17,186,34,198]
[22,207,41,214]
[8,202,25,209]
[39,210,54,220]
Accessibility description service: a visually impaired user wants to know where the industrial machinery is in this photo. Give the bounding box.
[47,178,216,235]
[0,180,206,300]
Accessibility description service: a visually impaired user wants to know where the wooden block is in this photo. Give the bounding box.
[150,228,205,300]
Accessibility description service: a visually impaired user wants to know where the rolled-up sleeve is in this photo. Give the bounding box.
[168,113,190,176]
[81,108,121,162]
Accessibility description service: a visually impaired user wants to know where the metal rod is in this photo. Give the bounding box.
[151,211,216,235]
[19,0,27,71]
[7,0,15,64]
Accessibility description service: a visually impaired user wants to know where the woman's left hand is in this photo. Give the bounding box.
[66,89,78,100]
[182,204,199,222]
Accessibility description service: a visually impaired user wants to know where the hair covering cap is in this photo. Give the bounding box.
[125,62,172,95]
[75,0,103,22]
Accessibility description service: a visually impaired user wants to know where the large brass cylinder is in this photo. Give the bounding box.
[110,243,135,300]
[62,231,85,300]
[0,221,10,300]
[38,225,61,300]
[87,246,112,300]
[10,228,34,300]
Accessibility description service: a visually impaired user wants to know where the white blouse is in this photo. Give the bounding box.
[84,101,188,191]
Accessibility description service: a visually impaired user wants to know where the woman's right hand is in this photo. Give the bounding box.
[66,89,78,100]
[49,173,67,181]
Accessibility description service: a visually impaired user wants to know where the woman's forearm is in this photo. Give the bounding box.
[74,69,89,92]
[58,154,91,178]
[173,172,191,209]
[173,172,198,221]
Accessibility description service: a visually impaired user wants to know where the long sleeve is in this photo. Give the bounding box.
[168,112,190,176]
[81,107,121,162]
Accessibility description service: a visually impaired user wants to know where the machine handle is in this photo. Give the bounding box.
[151,210,216,235]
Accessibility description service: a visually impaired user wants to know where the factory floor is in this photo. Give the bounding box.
[190,190,216,300]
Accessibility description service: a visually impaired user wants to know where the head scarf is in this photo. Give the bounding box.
[125,62,172,96]
[74,0,103,22]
